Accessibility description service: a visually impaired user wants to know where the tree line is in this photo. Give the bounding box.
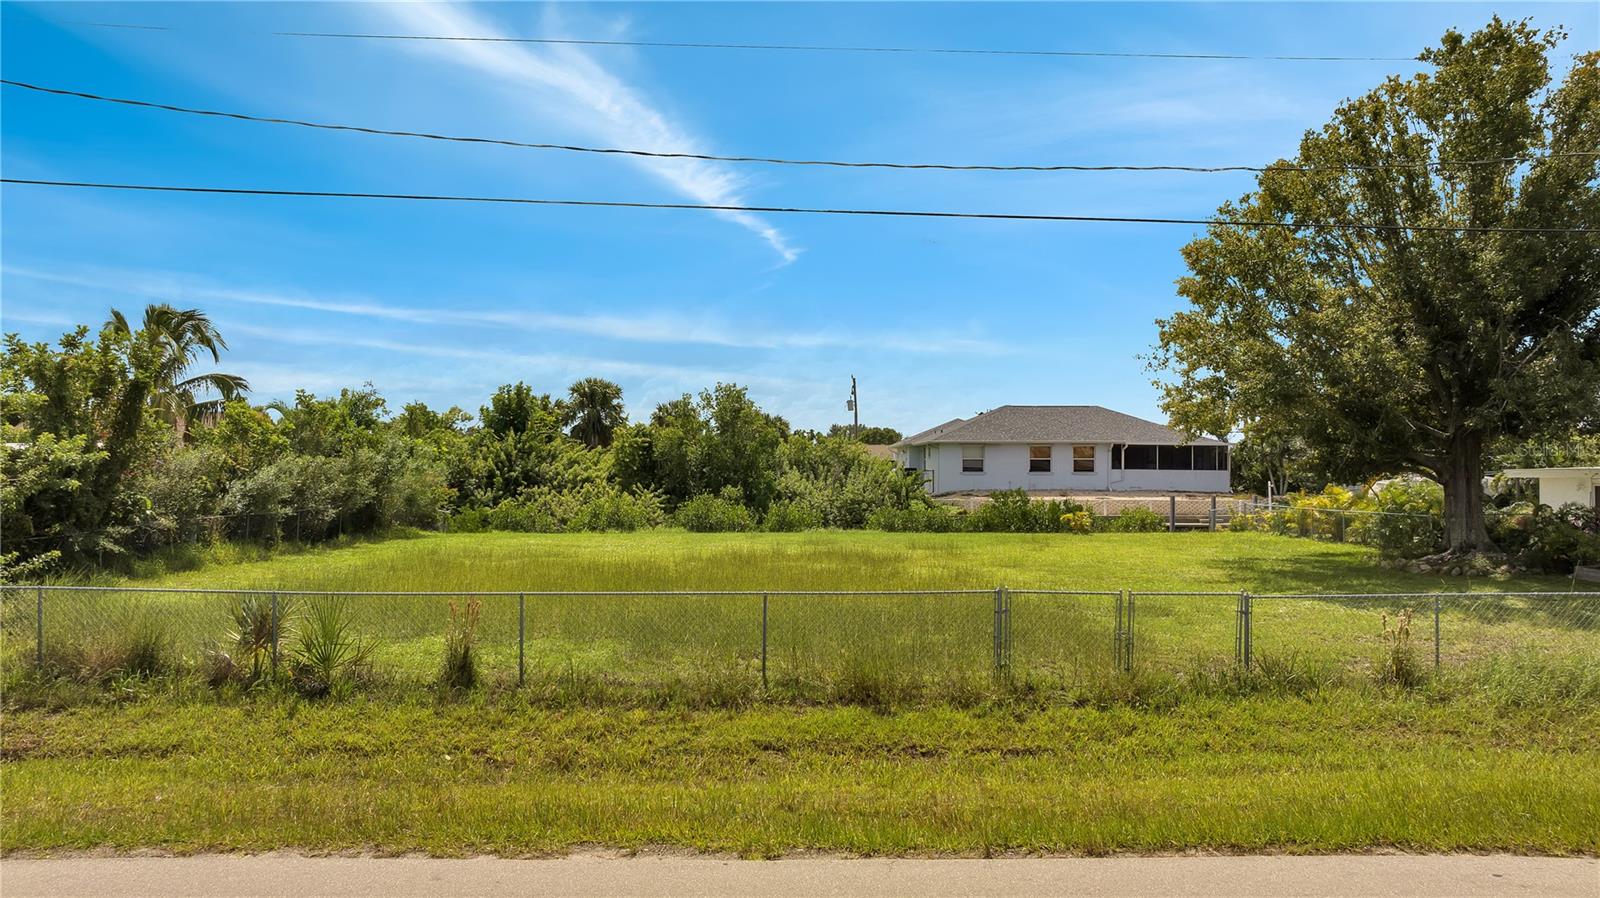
[1,306,928,578]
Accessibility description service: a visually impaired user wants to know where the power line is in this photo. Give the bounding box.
[10,79,1593,176]
[81,21,1418,62]
[5,178,1592,234]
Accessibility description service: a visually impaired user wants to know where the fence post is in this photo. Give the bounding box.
[1168,496,1177,532]
[1235,592,1243,666]
[1001,586,1012,680]
[1209,496,1217,532]
[518,593,526,687]
[35,585,44,668]
[269,592,279,674]
[1126,592,1136,671]
[1433,594,1442,673]
[1114,591,1124,671]
[993,587,1002,679]
[761,593,769,692]
[1336,511,1347,543]
[1242,591,1253,670]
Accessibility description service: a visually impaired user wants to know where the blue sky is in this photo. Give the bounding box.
[3,2,1595,433]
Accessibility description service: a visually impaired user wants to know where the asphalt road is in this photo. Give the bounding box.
[3,853,1596,897]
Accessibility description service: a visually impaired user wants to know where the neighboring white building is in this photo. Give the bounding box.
[892,405,1230,495]
[1500,467,1600,509]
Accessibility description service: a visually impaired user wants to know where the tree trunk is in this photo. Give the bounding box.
[1440,430,1495,553]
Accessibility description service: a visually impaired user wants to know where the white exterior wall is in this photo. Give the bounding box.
[1109,468,1232,493]
[1536,473,1600,508]
[919,442,1229,494]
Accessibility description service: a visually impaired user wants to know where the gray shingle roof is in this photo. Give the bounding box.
[890,417,966,448]
[899,406,1225,446]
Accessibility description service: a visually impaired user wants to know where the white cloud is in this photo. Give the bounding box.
[0,309,78,328]
[226,322,818,393]
[376,3,799,264]
[3,264,1002,355]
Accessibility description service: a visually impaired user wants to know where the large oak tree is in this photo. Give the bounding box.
[1152,19,1600,553]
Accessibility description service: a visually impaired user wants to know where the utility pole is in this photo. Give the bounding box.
[847,375,859,439]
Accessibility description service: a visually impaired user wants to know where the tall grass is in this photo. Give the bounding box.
[98,531,1599,595]
[38,602,174,683]
[439,598,481,691]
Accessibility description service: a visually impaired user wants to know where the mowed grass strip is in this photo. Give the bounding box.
[5,695,1599,856]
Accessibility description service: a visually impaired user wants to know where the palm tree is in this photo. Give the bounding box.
[564,377,625,449]
[108,304,249,440]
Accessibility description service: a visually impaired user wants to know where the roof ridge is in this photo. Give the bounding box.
[898,405,1226,446]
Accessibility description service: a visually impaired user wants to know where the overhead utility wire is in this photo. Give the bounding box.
[9,80,1594,176]
[80,21,1417,62]
[4,179,1592,234]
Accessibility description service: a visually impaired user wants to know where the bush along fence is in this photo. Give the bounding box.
[2,586,1596,702]
[1228,494,1600,574]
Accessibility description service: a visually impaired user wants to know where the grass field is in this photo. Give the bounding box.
[85,529,1593,594]
[7,531,1596,702]
[4,531,1599,857]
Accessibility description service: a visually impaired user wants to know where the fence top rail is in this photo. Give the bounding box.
[1250,591,1600,599]
[5,585,1003,598]
[1003,589,1123,596]
[11,585,1595,599]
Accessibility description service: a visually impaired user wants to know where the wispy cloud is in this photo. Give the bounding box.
[225,322,817,393]
[4,264,1001,355]
[0,308,78,328]
[376,3,799,264]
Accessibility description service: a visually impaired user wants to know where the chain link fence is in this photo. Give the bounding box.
[3,585,1596,697]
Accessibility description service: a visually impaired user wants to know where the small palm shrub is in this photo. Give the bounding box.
[290,599,375,697]
[228,593,289,681]
[440,598,482,691]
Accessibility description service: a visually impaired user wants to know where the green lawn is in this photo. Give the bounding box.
[5,695,1598,856]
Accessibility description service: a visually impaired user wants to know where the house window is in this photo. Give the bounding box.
[1123,445,1157,470]
[1158,445,1193,470]
[962,445,984,473]
[1029,445,1052,473]
[1072,445,1095,473]
[1192,446,1231,471]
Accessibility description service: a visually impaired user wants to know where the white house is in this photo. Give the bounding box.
[892,405,1230,495]
[1499,467,1600,509]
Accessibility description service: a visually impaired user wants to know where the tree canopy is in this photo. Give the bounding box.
[564,377,626,449]
[1152,18,1600,552]
[827,424,903,444]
